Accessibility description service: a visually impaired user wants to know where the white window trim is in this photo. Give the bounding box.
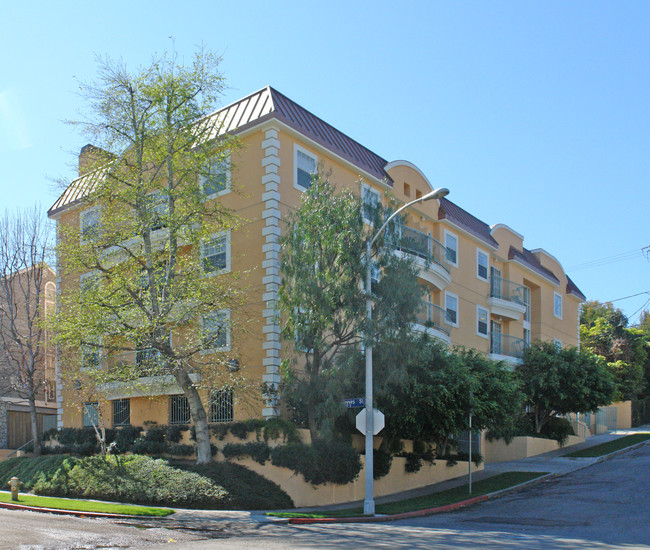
[361,182,381,225]
[476,305,489,339]
[80,206,101,243]
[444,291,459,328]
[444,229,459,268]
[201,309,231,353]
[476,248,489,282]
[201,230,231,276]
[294,143,317,191]
[554,292,563,319]
[201,153,231,199]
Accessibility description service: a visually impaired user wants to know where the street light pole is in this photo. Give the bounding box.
[363,186,449,516]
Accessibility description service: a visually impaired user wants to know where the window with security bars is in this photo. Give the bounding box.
[82,401,99,427]
[170,394,191,424]
[210,388,234,423]
[113,398,130,427]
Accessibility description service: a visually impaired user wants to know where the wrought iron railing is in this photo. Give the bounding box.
[416,301,451,335]
[490,334,526,358]
[394,225,450,271]
[489,276,526,304]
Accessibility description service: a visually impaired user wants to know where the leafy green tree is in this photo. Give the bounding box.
[278,175,422,439]
[372,336,521,456]
[53,48,244,464]
[580,300,647,399]
[517,341,615,433]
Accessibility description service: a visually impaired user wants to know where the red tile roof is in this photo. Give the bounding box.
[508,246,561,285]
[437,197,499,248]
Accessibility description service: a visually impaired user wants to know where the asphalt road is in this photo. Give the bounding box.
[1,442,648,549]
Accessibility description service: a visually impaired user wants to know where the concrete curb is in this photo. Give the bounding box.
[0,500,166,519]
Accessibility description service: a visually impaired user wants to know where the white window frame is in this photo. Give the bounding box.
[80,206,101,243]
[476,248,489,282]
[82,401,99,428]
[200,153,231,199]
[444,291,459,328]
[201,230,231,276]
[294,143,317,191]
[444,229,458,267]
[476,305,489,338]
[361,182,381,225]
[201,309,231,352]
[554,292,563,319]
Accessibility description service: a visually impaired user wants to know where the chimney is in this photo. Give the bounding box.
[78,144,114,176]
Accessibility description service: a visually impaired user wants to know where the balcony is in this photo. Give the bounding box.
[413,301,451,345]
[395,226,452,290]
[487,276,527,320]
[489,334,526,366]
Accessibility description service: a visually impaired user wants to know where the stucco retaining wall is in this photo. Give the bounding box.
[482,434,584,463]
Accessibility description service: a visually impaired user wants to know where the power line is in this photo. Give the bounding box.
[607,290,650,303]
[567,248,645,271]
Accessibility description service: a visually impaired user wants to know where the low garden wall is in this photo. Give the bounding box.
[482,434,584,463]
[232,454,480,508]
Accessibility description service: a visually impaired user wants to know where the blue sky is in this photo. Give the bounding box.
[1,1,649,322]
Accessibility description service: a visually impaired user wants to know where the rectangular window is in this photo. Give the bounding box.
[202,309,230,351]
[477,306,489,338]
[524,328,531,346]
[210,388,234,423]
[135,343,161,376]
[82,401,99,428]
[201,156,230,197]
[523,286,531,323]
[444,230,458,266]
[145,190,168,231]
[554,292,563,319]
[81,343,101,371]
[80,207,101,242]
[445,292,459,327]
[202,232,229,274]
[490,266,502,298]
[477,249,489,281]
[553,338,562,349]
[490,321,502,355]
[112,398,130,427]
[295,145,317,190]
[170,395,191,425]
[361,183,381,223]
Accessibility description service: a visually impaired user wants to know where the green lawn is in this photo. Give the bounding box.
[565,433,650,458]
[0,491,174,517]
[269,471,547,518]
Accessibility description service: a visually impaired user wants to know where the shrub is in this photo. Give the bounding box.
[113,426,143,453]
[165,425,188,444]
[373,447,392,480]
[270,440,361,486]
[175,461,293,510]
[0,456,75,491]
[404,453,422,473]
[540,417,575,446]
[167,444,195,457]
[222,442,271,464]
[33,455,229,508]
[262,417,301,444]
[131,438,166,455]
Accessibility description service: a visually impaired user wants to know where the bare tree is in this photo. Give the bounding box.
[0,206,54,456]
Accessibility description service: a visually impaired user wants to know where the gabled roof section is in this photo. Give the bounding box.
[509,246,560,285]
[48,86,392,217]
[437,197,499,248]
[566,275,586,301]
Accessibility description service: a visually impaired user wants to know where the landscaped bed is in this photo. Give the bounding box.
[564,433,650,458]
[0,454,293,510]
[268,471,547,518]
[0,491,173,516]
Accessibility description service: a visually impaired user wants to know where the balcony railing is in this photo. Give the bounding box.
[416,301,451,335]
[394,225,450,272]
[490,334,527,359]
[489,276,526,304]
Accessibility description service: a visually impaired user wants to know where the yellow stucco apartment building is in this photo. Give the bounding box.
[48,86,585,430]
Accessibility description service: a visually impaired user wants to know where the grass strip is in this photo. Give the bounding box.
[565,433,650,458]
[0,491,174,517]
[268,471,547,518]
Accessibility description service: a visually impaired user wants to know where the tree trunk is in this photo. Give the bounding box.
[307,400,318,443]
[28,394,41,457]
[175,369,211,464]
